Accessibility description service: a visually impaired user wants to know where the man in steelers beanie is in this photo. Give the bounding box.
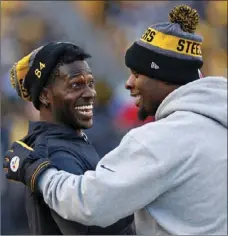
[125,4,205,121]
[4,5,227,235]
[6,42,135,235]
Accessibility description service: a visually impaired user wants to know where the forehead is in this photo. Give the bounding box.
[59,60,92,76]
[130,69,157,86]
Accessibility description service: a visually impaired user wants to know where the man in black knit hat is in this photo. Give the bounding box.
[4,5,227,235]
[4,42,135,235]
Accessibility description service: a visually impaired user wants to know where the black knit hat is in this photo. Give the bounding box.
[10,42,90,109]
[125,5,204,85]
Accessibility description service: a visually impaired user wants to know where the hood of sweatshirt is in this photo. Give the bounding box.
[156,76,227,128]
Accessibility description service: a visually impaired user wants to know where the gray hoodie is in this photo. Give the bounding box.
[39,76,227,235]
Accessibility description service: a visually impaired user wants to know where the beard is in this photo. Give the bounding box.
[138,103,159,121]
[52,105,93,130]
[52,106,76,129]
[138,107,149,121]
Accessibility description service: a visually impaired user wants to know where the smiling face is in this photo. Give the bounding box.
[44,60,96,130]
[125,70,179,120]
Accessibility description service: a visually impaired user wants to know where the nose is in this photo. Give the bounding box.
[82,85,97,99]
[125,75,135,90]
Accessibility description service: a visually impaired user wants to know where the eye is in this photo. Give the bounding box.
[132,73,138,79]
[71,82,83,89]
[71,82,77,88]
[131,71,139,79]
[88,80,95,88]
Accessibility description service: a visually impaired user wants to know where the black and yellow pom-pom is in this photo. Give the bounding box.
[10,64,17,89]
[169,5,199,33]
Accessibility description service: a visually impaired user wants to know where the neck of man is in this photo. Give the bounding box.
[39,107,82,136]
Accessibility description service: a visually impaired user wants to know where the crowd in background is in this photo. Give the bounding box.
[1,1,227,234]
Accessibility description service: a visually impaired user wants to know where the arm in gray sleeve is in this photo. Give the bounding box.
[38,127,178,227]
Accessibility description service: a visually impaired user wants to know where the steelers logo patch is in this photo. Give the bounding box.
[10,156,20,172]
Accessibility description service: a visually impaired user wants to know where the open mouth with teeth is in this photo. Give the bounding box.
[74,104,93,117]
[131,94,141,107]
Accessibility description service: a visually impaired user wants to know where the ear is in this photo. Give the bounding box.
[39,88,51,108]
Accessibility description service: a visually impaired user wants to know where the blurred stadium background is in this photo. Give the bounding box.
[0,1,227,234]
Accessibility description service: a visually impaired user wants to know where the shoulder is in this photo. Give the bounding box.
[122,114,198,159]
[49,150,86,175]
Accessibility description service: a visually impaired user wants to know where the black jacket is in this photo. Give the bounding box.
[23,121,135,235]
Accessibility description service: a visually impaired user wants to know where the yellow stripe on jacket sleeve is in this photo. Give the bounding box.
[16,140,34,151]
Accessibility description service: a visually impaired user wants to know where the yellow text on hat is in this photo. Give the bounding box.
[140,27,202,58]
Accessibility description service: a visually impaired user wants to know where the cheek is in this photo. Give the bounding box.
[53,90,76,103]
[64,92,77,101]
[134,80,143,94]
[140,87,157,107]
[51,93,67,110]
[135,79,149,99]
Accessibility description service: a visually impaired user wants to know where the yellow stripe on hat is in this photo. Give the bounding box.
[16,140,34,151]
[15,53,32,101]
[140,27,202,58]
